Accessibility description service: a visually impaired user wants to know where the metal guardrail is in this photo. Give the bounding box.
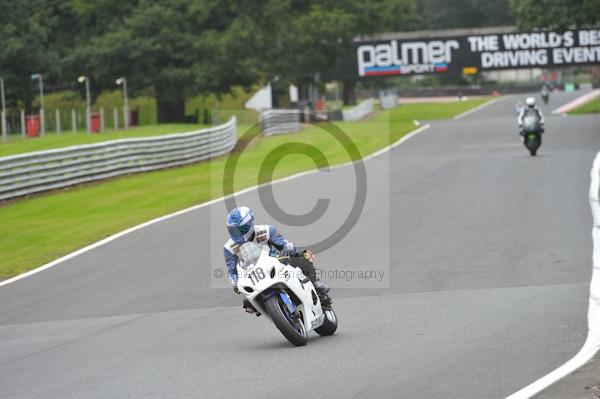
[260,109,300,136]
[342,98,375,121]
[379,94,399,110]
[0,117,237,201]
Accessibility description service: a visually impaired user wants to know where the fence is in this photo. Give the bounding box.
[1,107,141,139]
[0,117,237,201]
[260,109,301,136]
[342,98,375,122]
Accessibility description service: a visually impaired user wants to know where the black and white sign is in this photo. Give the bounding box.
[346,28,600,78]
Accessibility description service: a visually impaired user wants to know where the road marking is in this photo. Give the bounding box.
[453,96,506,120]
[0,122,436,288]
[365,124,430,160]
[551,89,600,115]
[505,152,600,399]
[0,95,503,288]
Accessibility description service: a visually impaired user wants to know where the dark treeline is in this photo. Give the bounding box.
[0,0,596,121]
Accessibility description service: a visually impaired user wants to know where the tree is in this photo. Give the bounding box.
[236,0,419,104]
[226,1,355,96]
[65,0,260,122]
[510,0,600,30]
[416,0,515,30]
[0,1,59,111]
[0,0,438,116]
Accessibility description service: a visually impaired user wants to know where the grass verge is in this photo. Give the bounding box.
[0,99,489,278]
[568,96,600,115]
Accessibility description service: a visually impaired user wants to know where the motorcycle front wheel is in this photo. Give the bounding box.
[265,295,308,346]
[315,308,338,336]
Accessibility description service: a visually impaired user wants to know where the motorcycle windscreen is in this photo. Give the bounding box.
[238,242,263,269]
[523,115,540,133]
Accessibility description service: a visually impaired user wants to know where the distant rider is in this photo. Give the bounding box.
[224,206,332,314]
[517,97,545,139]
[541,84,550,97]
[540,84,550,104]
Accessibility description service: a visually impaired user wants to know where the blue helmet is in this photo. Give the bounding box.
[226,206,255,245]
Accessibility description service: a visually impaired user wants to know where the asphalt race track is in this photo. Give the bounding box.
[1,91,598,398]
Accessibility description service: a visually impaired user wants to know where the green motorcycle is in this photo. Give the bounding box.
[522,114,542,156]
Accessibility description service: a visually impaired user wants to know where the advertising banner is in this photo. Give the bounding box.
[348,28,600,78]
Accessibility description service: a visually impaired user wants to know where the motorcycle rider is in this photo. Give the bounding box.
[541,84,550,101]
[518,97,545,139]
[224,206,332,314]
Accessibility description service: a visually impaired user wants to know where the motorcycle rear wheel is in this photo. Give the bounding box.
[265,295,308,346]
[526,136,539,156]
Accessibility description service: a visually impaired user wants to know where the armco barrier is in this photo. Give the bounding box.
[0,117,237,201]
[342,98,375,121]
[260,109,300,136]
[380,94,399,110]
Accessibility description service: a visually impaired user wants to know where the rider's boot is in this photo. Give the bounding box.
[314,279,332,307]
[243,299,261,316]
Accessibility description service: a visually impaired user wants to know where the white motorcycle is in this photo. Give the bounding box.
[236,242,338,346]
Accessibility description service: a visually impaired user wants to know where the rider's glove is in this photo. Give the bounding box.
[233,284,240,294]
[303,250,315,263]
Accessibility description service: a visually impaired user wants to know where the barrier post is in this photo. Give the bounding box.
[55,109,61,134]
[113,108,119,130]
[0,77,6,142]
[20,110,25,137]
[40,108,45,136]
[1,110,6,142]
[100,107,105,133]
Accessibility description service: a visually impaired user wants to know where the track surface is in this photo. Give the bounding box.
[1,92,598,398]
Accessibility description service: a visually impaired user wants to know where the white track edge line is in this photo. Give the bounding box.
[505,152,600,399]
[0,123,436,288]
[453,96,506,120]
[551,89,600,115]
